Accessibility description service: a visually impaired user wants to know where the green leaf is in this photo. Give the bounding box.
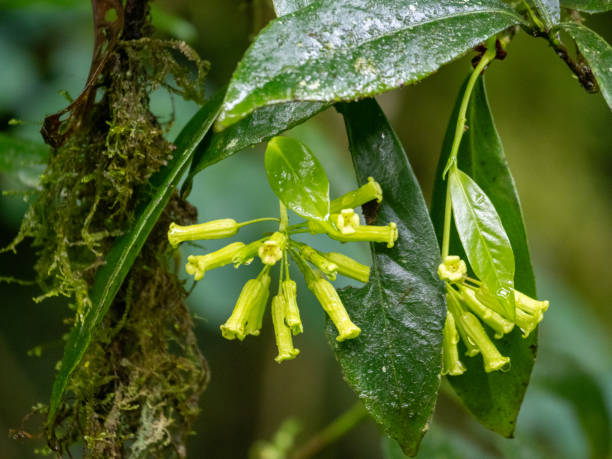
[184,100,327,193]
[558,23,612,110]
[0,133,50,189]
[559,0,612,13]
[449,168,516,319]
[331,99,446,456]
[532,0,560,27]
[431,75,536,437]
[47,89,225,423]
[216,0,524,129]
[273,0,315,16]
[264,136,330,221]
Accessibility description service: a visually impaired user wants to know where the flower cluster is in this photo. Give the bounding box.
[168,177,397,363]
[438,256,549,375]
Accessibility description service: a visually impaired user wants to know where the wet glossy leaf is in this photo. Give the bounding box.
[559,0,612,12]
[48,89,225,423]
[449,168,516,319]
[559,23,612,110]
[431,76,537,437]
[216,0,524,129]
[532,0,560,27]
[272,0,315,16]
[0,133,49,189]
[184,100,327,193]
[265,136,330,221]
[330,99,446,456]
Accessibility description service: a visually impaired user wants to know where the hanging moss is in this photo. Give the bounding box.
[9,3,210,457]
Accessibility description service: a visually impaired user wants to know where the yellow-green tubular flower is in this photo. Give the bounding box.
[442,311,466,376]
[514,308,543,338]
[185,242,246,281]
[447,291,480,357]
[220,268,271,341]
[332,208,361,234]
[460,287,514,339]
[457,311,510,373]
[281,280,303,335]
[437,255,467,282]
[309,277,361,342]
[309,221,398,248]
[514,290,549,315]
[294,242,338,280]
[244,272,272,337]
[324,252,370,283]
[473,287,509,319]
[232,238,265,268]
[330,177,383,213]
[291,250,360,342]
[271,295,300,363]
[168,219,239,247]
[258,232,287,266]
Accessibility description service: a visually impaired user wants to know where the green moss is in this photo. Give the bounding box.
[10,20,210,458]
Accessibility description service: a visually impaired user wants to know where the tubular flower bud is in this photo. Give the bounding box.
[281,280,303,335]
[308,277,361,342]
[514,290,549,315]
[315,221,398,248]
[295,242,338,280]
[474,287,508,318]
[232,239,265,267]
[168,219,239,247]
[514,308,542,338]
[221,269,271,341]
[244,271,272,337]
[185,242,246,281]
[461,287,514,339]
[442,312,466,376]
[271,295,300,363]
[437,256,467,282]
[258,232,287,265]
[332,208,361,234]
[446,291,480,357]
[324,252,370,283]
[458,311,510,373]
[330,177,383,213]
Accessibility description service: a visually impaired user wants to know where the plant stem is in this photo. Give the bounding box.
[237,217,280,228]
[288,222,308,231]
[441,37,497,259]
[279,201,289,232]
[520,0,546,32]
[291,403,368,459]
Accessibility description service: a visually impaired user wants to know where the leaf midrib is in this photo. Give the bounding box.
[453,172,506,287]
[241,7,521,86]
[370,253,406,421]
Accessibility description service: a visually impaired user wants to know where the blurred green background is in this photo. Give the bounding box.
[0,1,611,458]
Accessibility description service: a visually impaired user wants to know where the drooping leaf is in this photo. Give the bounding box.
[431,75,537,437]
[272,0,315,16]
[331,99,446,456]
[559,0,612,12]
[216,0,524,129]
[0,133,49,189]
[264,136,330,221]
[47,89,225,423]
[449,168,516,319]
[532,0,560,27]
[184,100,327,193]
[559,23,612,110]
